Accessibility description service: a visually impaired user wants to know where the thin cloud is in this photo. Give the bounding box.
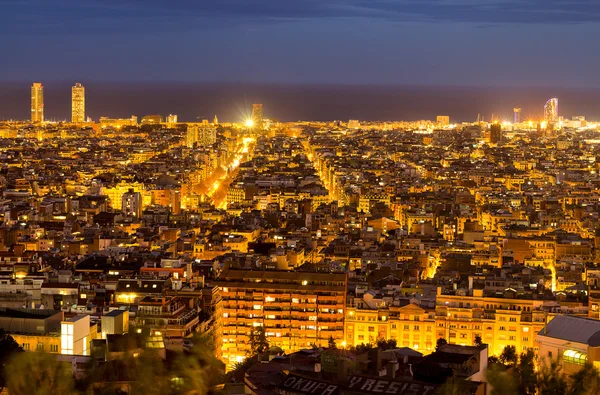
[3,0,600,35]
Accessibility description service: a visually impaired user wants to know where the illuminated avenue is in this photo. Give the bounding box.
[2,82,600,393]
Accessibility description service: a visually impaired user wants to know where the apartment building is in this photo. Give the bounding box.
[215,269,347,369]
[344,287,555,357]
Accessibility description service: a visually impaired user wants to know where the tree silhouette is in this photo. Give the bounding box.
[248,326,269,358]
[537,360,567,395]
[438,373,471,395]
[473,335,483,347]
[485,363,519,395]
[328,336,337,349]
[376,338,397,350]
[436,338,448,351]
[516,350,537,395]
[0,330,22,388]
[5,352,75,395]
[499,345,518,366]
[568,363,600,395]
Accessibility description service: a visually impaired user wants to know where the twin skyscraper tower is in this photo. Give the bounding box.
[30,82,85,123]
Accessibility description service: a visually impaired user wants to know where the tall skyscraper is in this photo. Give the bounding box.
[31,83,44,123]
[544,98,559,123]
[252,104,263,129]
[513,107,521,124]
[71,83,85,123]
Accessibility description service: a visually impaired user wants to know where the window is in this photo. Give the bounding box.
[61,323,73,355]
[50,344,58,353]
[22,343,30,351]
[368,326,375,332]
[404,325,409,330]
[563,350,587,365]
[523,337,529,342]
[413,325,420,331]
[36,344,44,351]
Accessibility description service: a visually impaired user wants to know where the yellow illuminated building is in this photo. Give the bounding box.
[345,304,437,353]
[344,288,551,358]
[102,182,147,210]
[216,270,347,370]
[71,82,85,123]
[12,333,61,353]
[99,116,138,128]
[31,82,44,123]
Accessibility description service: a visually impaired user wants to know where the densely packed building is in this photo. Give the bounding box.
[0,114,600,388]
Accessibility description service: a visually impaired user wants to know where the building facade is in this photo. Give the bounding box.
[344,288,552,357]
[71,82,85,123]
[215,269,347,370]
[31,82,44,123]
[122,188,143,218]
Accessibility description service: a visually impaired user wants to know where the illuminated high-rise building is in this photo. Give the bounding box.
[71,83,85,123]
[544,98,559,123]
[31,82,44,123]
[252,104,263,129]
[513,107,521,124]
[216,269,347,370]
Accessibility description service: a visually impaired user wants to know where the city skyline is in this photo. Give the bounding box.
[6,81,600,124]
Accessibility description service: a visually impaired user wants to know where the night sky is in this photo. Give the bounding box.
[3,0,600,86]
[2,1,600,122]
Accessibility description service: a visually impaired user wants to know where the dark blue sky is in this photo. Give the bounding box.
[3,0,600,86]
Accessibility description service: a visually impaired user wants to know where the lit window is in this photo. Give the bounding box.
[563,350,587,365]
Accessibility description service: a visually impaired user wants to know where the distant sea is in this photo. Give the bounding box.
[1,82,600,123]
